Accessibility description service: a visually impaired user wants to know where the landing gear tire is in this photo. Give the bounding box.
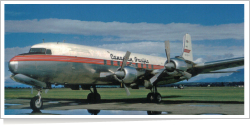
[87,93,101,103]
[147,111,162,115]
[154,93,162,103]
[147,93,162,103]
[30,96,43,111]
[147,93,154,103]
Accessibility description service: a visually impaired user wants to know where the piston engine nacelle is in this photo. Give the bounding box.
[164,58,193,74]
[114,66,145,84]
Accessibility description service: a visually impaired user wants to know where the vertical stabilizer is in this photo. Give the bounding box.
[181,34,193,62]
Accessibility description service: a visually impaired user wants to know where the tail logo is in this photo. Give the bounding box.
[184,49,191,53]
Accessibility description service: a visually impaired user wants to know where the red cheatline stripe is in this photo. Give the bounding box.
[10,55,104,65]
[10,55,164,69]
[184,49,191,53]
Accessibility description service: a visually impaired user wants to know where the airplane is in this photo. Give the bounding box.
[8,34,244,111]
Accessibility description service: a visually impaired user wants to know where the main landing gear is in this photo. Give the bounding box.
[30,89,43,111]
[147,85,162,103]
[87,85,101,103]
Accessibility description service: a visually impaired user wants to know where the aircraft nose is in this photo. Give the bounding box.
[9,61,18,74]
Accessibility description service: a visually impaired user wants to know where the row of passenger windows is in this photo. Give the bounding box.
[103,60,154,69]
[29,48,52,55]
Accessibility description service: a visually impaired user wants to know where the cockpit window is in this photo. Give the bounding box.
[46,49,52,55]
[29,48,46,54]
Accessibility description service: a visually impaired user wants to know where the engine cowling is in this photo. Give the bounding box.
[114,66,145,84]
[164,58,192,73]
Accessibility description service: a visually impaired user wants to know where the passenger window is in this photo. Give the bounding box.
[135,63,138,67]
[46,49,52,55]
[111,60,113,66]
[104,60,107,65]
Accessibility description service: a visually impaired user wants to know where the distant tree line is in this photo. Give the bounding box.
[160,82,244,87]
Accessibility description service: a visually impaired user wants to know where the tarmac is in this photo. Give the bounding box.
[4,98,244,115]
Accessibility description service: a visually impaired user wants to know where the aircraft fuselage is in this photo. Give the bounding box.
[9,42,171,86]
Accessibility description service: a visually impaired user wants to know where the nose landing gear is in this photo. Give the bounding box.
[87,85,101,103]
[30,90,43,111]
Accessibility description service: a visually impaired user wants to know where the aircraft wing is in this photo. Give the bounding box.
[193,57,244,74]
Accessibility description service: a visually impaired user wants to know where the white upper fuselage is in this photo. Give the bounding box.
[31,42,166,66]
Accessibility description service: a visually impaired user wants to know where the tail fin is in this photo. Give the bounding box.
[181,34,193,62]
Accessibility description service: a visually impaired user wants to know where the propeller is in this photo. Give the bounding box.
[150,41,192,84]
[100,51,131,96]
[118,51,131,96]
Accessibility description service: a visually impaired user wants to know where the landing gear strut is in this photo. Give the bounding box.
[87,85,101,103]
[30,89,43,111]
[147,85,162,103]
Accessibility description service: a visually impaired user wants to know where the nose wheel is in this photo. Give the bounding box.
[87,85,101,103]
[30,90,43,111]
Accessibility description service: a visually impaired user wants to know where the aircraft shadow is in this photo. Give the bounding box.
[38,95,243,105]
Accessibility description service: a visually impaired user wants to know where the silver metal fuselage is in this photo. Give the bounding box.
[8,42,244,87]
[9,42,171,86]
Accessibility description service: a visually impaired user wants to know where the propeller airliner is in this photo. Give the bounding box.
[8,34,244,111]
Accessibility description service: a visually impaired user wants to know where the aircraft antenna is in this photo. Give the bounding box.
[42,39,44,43]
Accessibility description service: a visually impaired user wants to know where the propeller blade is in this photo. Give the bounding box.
[165,40,170,63]
[114,71,125,78]
[150,69,165,85]
[100,72,114,77]
[122,82,130,96]
[121,51,131,70]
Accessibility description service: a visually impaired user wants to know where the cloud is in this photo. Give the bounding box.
[98,41,183,58]
[98,41,244,58]
[194,58,206,63]
[193,44,243,57]
[5,18,244,42]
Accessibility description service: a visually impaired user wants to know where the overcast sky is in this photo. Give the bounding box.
[3,3,246,86]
